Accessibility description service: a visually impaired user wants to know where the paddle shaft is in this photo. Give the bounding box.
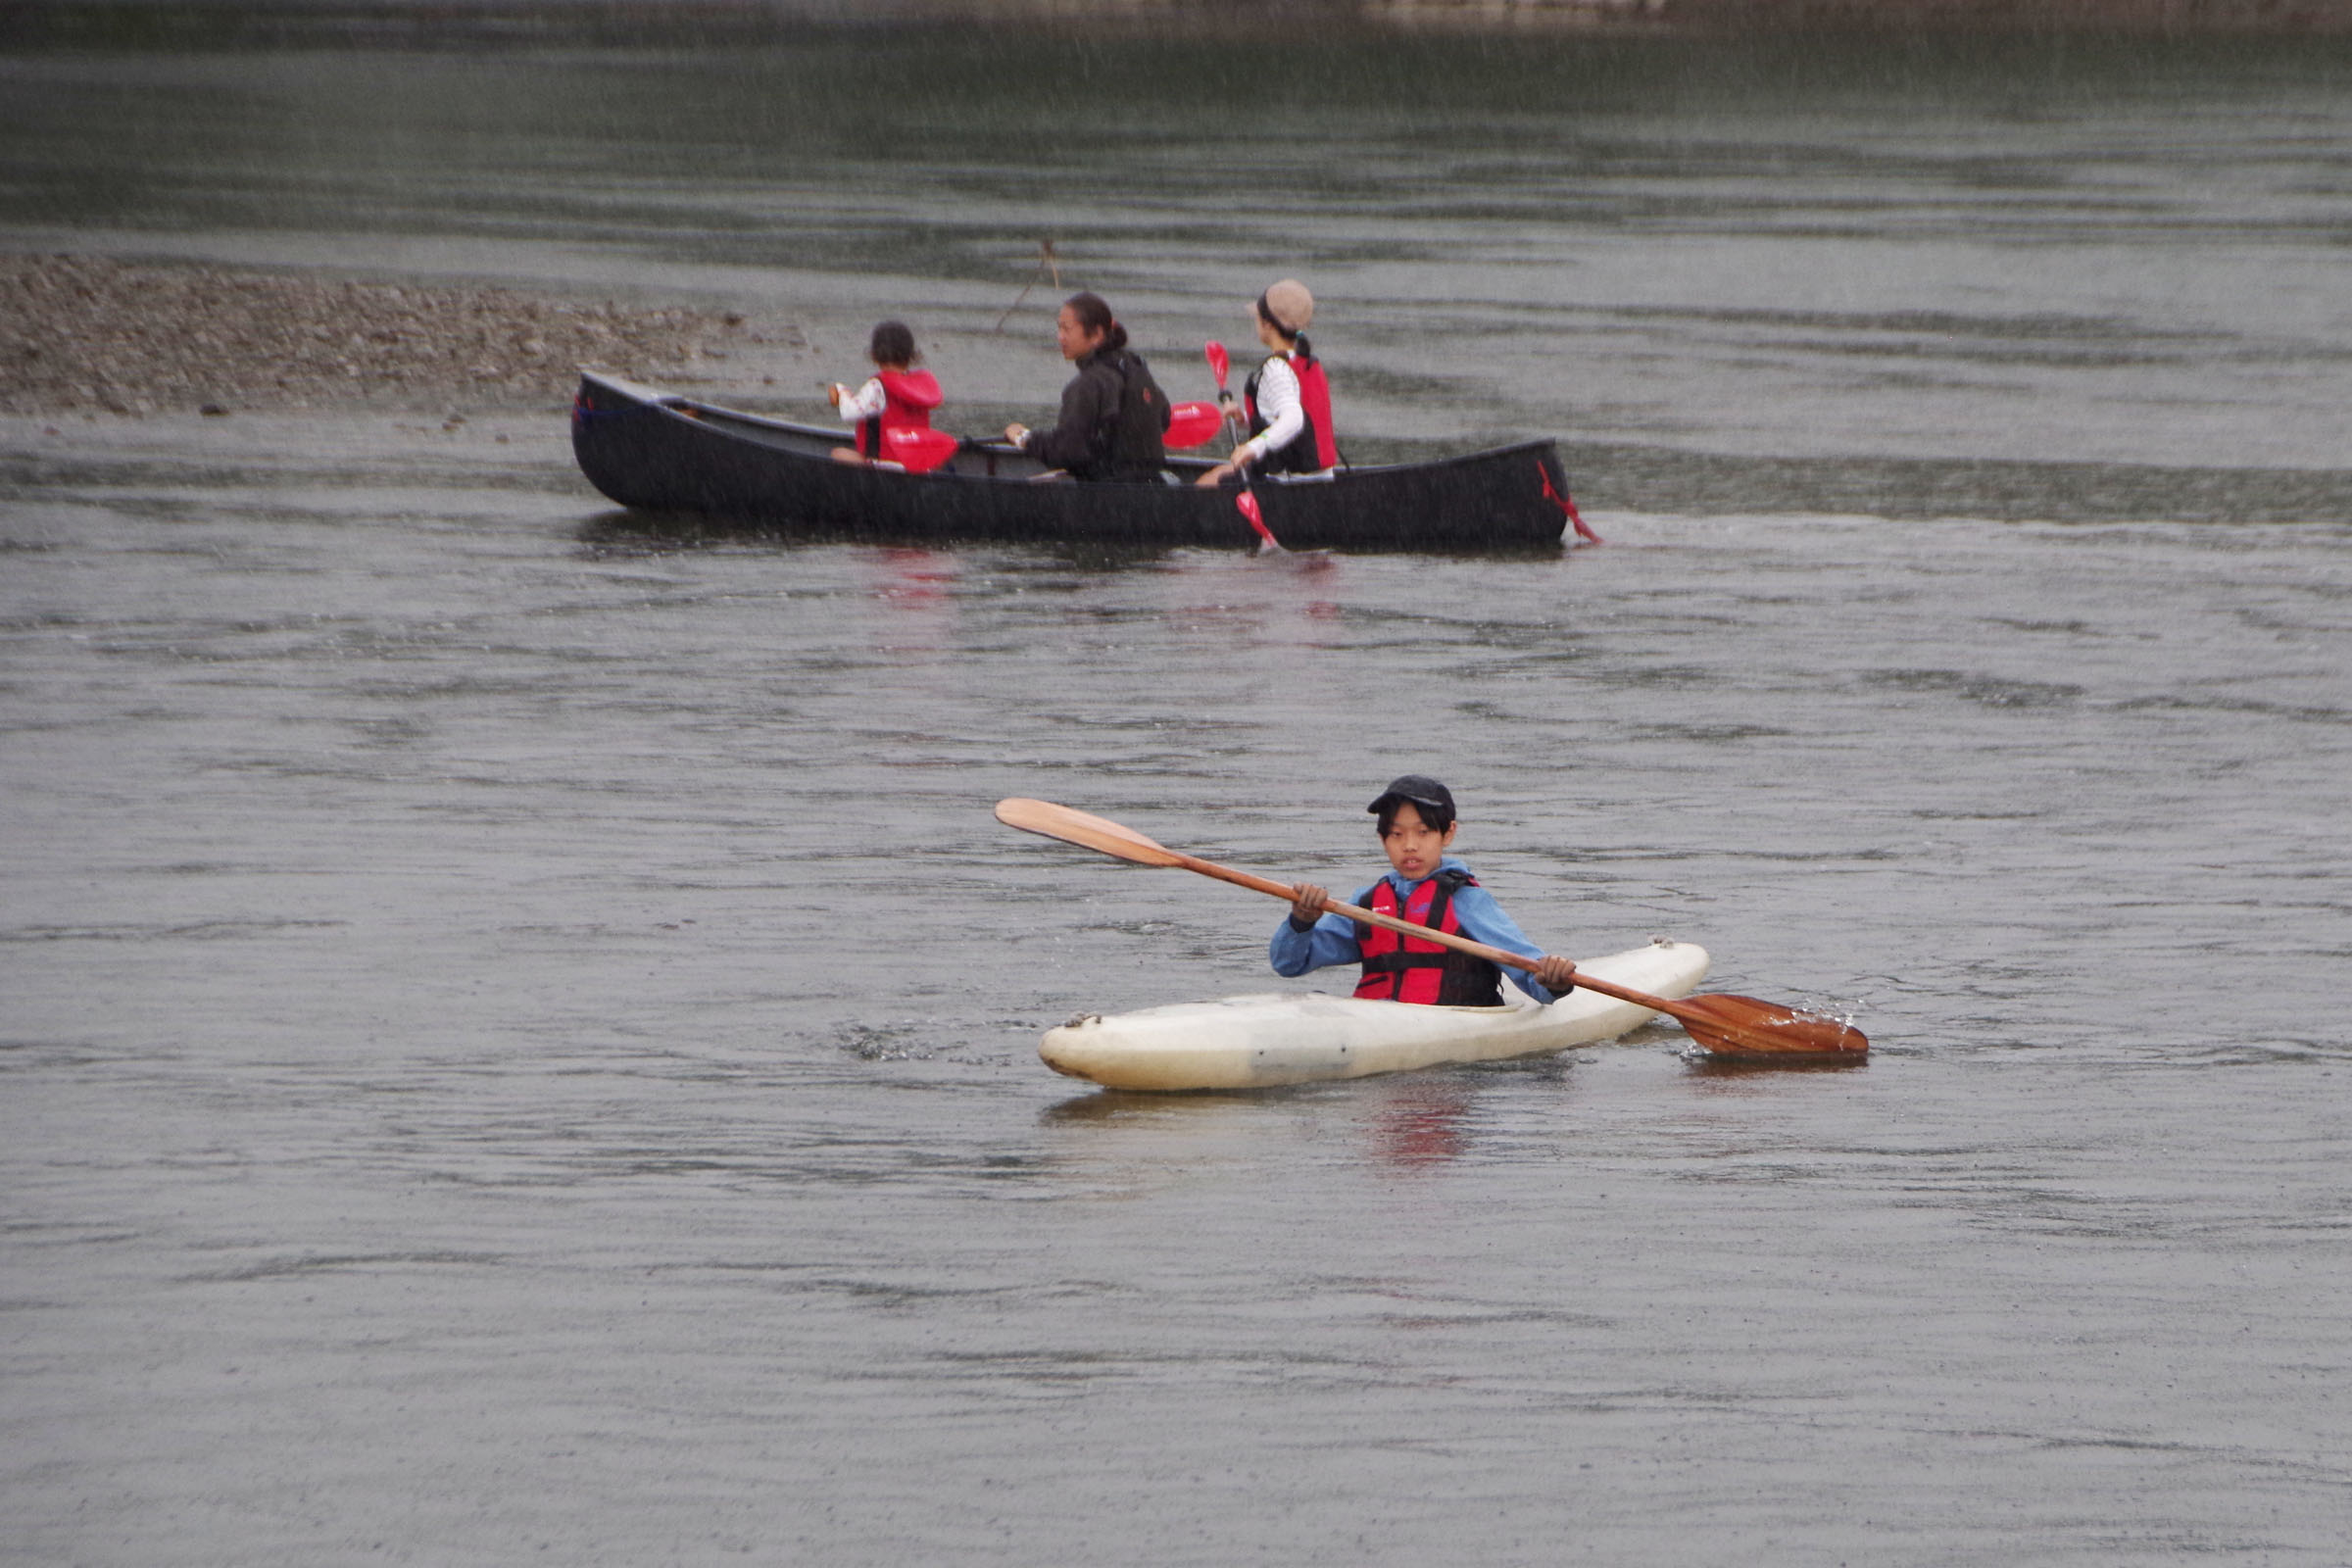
[1167,848,1711,1017]
[1203,342,1283,552]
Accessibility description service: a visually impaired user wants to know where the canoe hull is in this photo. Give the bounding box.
[570,371,1574,554]
[1041,938,1710,1092]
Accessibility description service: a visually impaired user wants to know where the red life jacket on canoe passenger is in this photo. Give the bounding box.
[857,368,944,458]
[1244,350,1341,473]
[1352,870,1505,1006]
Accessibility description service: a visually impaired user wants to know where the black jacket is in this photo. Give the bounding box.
[1024,348,1171,481]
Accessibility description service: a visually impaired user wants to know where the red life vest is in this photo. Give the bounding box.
[1294,355,1339,469]
[857,368,944,458]
[1352,871,1505,1006]
[1243,351,1341,472]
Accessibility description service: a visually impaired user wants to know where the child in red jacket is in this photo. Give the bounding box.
[827,320,943,466]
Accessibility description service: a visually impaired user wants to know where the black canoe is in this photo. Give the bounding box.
[570,371,1580,553]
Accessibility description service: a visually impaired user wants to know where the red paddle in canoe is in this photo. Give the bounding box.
[1206,339,1233,408]
[1202,340,1285,554]
[1164,400,1225,450]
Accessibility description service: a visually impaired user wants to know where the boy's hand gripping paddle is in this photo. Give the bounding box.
[995,798,1868,1057]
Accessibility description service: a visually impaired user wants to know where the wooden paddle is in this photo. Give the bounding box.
[995,797,1867,1057]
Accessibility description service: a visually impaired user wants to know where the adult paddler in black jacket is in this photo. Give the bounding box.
[1003,291,1172,482]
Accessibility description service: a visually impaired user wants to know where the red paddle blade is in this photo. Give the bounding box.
[1235,491,1283,553]
[1165,401,1222,450]
[881,427,959,474]
[1204,340,1229,390]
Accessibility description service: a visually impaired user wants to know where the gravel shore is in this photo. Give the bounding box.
[1,253,796,418]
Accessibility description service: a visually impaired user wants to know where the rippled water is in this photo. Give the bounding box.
[5,27,2351,1567]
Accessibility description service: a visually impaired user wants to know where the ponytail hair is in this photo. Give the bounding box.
[1063,291,1128,354]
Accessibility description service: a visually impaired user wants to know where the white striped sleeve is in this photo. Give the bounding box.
[1242,357,1305,461]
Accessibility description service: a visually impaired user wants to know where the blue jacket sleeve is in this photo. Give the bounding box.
[1446,881,1561,1004]
[1269,884,1375,979]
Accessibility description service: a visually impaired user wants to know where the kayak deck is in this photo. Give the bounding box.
[1041,937,1709,1091]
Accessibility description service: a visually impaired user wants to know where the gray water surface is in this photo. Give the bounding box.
[5,29,2351,1567]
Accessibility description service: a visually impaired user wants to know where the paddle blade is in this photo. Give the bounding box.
[1204,340,1230,390]
[1235,491,1284,554]
[1673,994,1868,1056]
[1165,400,1223,450]
[995,798,1186,868]
[881,426,959,474]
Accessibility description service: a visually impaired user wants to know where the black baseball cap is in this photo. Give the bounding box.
[1367,774,1455,821]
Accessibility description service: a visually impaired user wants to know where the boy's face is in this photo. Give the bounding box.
[1380,802,1457,882]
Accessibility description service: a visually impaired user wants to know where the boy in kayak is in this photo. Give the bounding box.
[1273,775,1579,1005]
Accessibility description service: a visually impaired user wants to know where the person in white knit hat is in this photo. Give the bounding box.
[1197,277,1341,487]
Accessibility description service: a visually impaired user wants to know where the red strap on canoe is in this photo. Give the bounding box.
[1538,462,1602,544]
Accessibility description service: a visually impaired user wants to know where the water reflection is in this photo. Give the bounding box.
[1682,1051,1871,1079]
[1038,1071,1492,1171]
[865,546,957,609]
[1362,1078,1477,1169]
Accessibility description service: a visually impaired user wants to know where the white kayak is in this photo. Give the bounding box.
[1039,937,1710,1092]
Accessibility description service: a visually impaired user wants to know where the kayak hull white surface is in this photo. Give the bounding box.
[1040,939,1710,1092]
